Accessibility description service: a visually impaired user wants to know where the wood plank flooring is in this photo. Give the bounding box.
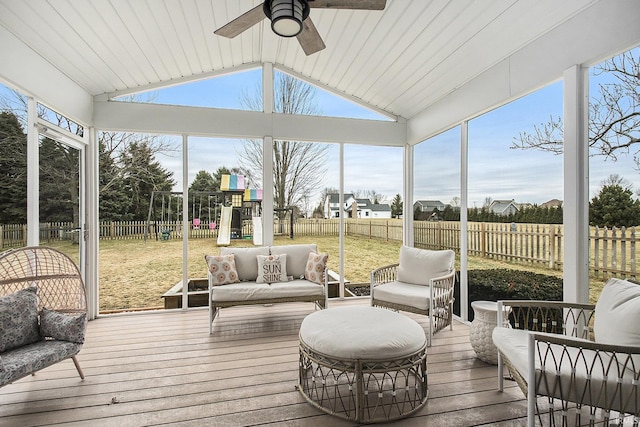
[0,299,529,426]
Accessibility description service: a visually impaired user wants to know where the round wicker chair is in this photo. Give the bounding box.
[0,246,87,314]
[0,246,87,383]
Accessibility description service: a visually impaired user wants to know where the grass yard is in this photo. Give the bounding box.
[46,235,605,312]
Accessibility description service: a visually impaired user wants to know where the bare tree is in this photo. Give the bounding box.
[238,73,328,216]
[512,49,640,163]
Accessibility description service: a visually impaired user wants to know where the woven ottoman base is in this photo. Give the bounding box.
[298,306,428,423]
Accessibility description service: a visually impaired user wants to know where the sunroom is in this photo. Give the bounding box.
[1,0,640,425]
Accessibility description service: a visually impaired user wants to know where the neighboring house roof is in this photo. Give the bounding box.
[327,193,355,204]
[488,199,519,215]
[414,200,446,211]
[540,199,563,208]
[370,203,391,212]
[345,197,390,212]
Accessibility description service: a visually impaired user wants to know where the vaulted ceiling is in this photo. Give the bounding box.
[1,0,639,142]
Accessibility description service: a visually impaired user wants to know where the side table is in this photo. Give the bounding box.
[469,300,509,365]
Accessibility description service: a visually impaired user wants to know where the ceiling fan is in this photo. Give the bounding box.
[214,0,387,56]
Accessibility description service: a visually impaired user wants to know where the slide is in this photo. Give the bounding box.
[252,217,263,246]
[216,206,232,246]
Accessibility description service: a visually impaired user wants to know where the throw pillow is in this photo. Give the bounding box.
[205,254,240,285]
[40,308,87,344]
[256,254,288,284]
[0,286,41,353]
[304,252,328,285]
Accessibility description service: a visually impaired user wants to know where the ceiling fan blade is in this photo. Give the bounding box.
[296,17,326,55]
[308,0,386,10]
[214,5,266,38]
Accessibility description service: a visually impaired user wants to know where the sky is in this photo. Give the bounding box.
[2,51,638,212]
[150,60,640,211]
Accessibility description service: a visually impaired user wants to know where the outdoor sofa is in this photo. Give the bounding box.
[206,244,328,334]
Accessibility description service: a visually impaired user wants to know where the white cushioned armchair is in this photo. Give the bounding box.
[492,278,640,426]
[370,246,456,346]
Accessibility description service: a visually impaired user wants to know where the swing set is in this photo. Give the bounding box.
[144,191,223,241]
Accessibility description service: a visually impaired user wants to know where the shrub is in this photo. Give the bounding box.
[454,268,563,320]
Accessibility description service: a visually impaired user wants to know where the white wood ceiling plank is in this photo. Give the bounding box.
[363,0,479,109]
[53,0,145,90]
[314,10,380,92]
[165,0,206,75]
[1,1,113,94]
[355,0,465,109]
[146,1,192,78]
[326,3,407,92]
[309,11,361,84]
[112,0,174,85]
[90,0,159,87]
[395,0,591,117]
[380,0,517,115]
[335,0,441,105]
[189,0,222,72]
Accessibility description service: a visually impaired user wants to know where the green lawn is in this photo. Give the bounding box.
[46,235,604,312]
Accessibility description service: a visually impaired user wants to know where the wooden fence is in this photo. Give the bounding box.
[1,220,636,279]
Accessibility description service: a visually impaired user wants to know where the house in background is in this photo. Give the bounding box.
[489,199,520,216]
[414,200,448,217]
[324,193,391,219]
[540,199,563,209]
[346,196,392,219]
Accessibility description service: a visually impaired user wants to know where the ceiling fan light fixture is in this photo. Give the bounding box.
[266,0,309,37]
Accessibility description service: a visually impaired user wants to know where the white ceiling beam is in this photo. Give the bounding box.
[93,100,405,146]
[0,25,93,125]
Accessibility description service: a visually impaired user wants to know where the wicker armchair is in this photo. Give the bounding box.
[493,278,640,426]
[370,246,455,346]
[0,246,87,385]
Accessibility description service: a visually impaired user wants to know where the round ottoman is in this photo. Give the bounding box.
[297,306,428,423]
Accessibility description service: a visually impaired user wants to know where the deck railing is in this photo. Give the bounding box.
[0,220,636,279]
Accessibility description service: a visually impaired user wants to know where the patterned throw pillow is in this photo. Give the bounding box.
[0,286,41,353]
[205,254,240,285]
[256,254,288,284]
[304,252,328,285]
[40,308,87,344]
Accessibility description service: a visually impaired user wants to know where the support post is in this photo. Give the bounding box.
[563,65,590,304]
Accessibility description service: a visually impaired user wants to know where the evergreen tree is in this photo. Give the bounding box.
[39,137,78,223]
[390,194,403,218]
[0,112,27,223]
[121,142,176,220]
[589,181,640,227]
[99,139,132,222]
[190,170,216,192]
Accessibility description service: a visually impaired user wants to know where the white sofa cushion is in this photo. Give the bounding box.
[270,244,317,279]
[397,246,454,286]
[220,246,269,281]
[211,279,324,302]
[594,278,640,347]
[256,254,288,284]
[493,327,639,412]
[373,281,431,311]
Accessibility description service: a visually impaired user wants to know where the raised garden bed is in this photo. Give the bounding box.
[162,278,209,309]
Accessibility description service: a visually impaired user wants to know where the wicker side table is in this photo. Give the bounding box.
[298,306,428,423]
[470,300,508,365]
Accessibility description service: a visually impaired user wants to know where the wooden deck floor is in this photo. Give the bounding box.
[0,299,529,426]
